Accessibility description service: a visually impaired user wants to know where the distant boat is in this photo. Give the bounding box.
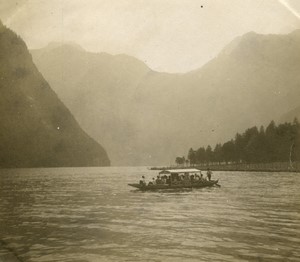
[128,168,220,191]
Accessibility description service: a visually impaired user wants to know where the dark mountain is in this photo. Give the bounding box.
[31,30,300,166]
[0,21,110,167]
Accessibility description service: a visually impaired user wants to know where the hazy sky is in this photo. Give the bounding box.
[1,0,300,72]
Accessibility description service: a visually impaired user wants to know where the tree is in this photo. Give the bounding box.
[235,133,245,162]
[222,140,235,164]
[185,159,189,166]
[183,119,300,166]
[195,147,206,164]
[289,118,300,166]
[256,126,268,163]
[175,156,184,166]
[213,143,223,164]
[206,145,213,163]
[244,126,259,163]
[265,120,277,162]
[188,148,196,166]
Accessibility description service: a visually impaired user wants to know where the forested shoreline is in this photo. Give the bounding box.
[176,119,300,166]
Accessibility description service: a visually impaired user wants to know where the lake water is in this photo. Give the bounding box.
[0,167,300,262]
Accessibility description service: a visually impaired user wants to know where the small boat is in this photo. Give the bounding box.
[128,168,220,191]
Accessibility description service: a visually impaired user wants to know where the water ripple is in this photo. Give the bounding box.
[0,168,299,261]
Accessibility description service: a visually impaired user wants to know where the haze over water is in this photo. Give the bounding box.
[0,167,300,261]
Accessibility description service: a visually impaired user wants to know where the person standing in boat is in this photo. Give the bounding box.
[207,168,212,181]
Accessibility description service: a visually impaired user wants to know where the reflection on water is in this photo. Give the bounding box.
[0,167,300,261]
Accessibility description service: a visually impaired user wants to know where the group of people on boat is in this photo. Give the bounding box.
[140,168,213,187]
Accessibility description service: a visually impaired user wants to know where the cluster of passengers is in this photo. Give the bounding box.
[140,169,212,187]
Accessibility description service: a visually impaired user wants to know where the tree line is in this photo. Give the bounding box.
[176,119,300,165]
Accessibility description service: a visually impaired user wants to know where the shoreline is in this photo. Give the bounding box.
[150,162,300,173]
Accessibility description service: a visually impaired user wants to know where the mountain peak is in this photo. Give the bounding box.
[218,29,300,63]
[42,41,85,52]
[242,31,258,38]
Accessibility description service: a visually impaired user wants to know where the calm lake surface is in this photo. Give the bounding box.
[0,167,300,262]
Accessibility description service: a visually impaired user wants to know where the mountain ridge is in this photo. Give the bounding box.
[31,29,300,166]
[0,22,110,167]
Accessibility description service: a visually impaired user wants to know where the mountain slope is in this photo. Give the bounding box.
[31,30,300,166]
[0,21,110,167]
[32,44,153,165]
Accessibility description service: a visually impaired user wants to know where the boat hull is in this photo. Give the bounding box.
[128,180,219,191]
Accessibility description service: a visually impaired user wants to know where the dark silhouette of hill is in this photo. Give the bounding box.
[0,21,110,167]
[31,30,300,166]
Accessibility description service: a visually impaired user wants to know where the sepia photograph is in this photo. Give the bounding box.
[0,0,300,261]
